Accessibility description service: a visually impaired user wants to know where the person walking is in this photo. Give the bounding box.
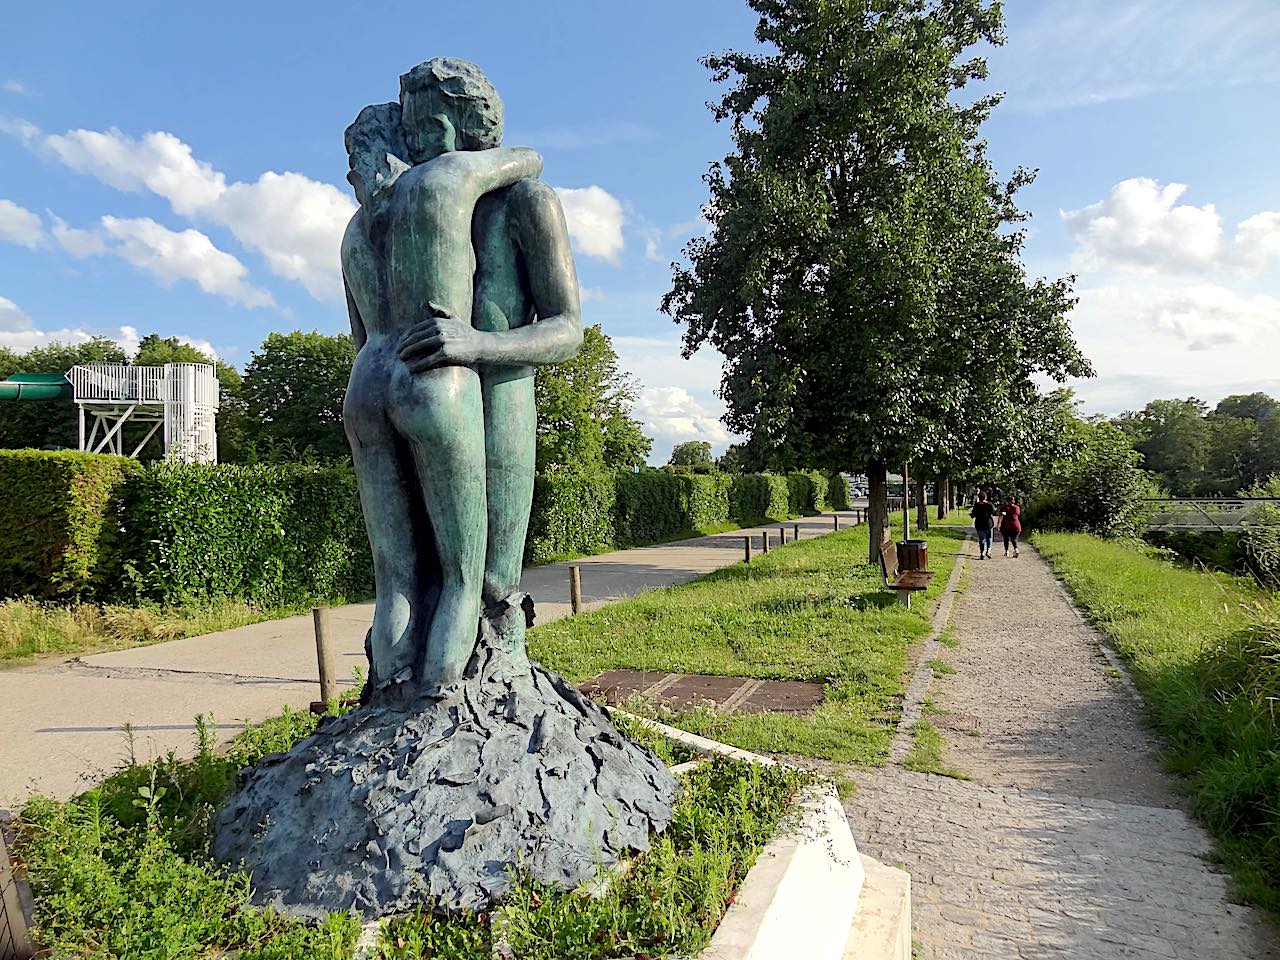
[1000,494,1022,557]
[970,492,998,560]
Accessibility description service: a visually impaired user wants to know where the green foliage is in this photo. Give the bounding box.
[535,325,651,473]
[133,334,249,463]
[0,450,140,599]
[0,337,127,450]
[525,467,619,565]
[827,473,852,511]
[785,470,828,515]
[669,440,714,468]
[1035,532,1280,914]
[240,331,355,463]
[1241,475,1280,590]
[616,471,731,545]
[727,473,790,524]
[115,462,372,606]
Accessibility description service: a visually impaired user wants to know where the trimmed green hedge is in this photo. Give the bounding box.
[827,473,852,511]
[115,463,372,606]
[0,450,139,599]
[526,468,618,565]
[1,452,848,606]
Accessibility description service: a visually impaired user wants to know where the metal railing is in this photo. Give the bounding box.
[68,363,219,408]
[1142,498,1280,531]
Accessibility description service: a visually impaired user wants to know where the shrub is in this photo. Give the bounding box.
[827,473,852,511]
[1241,476,1280,590]
[0,450,140,600]
[115,463,371,606]
[785,470,828,515]
[728,474,790,523]
[615,471,732,545]
[526,467,617,565]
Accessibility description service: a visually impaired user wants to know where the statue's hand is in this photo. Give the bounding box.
[398,302,487,371]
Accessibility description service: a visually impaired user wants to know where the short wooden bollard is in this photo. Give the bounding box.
[833,514,839,531]
[311,606,337,714]
[569,564,583,614]
[793,523,800,541]
[762,531,770,553]
[779,525,787,545]
[743,535,752,563]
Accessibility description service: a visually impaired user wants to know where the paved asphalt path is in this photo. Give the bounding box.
[0,511,859,806]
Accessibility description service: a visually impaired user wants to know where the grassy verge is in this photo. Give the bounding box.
[530,525,964,764]
[0,596,341,666]
[15,705,808,960]
[1034,531,1280,916]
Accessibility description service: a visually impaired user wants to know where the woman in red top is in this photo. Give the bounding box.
[1000,496,1022,558]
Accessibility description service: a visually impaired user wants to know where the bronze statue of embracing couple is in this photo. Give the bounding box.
[341,57,582,696]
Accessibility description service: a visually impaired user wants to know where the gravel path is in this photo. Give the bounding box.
[842,536,1279,959]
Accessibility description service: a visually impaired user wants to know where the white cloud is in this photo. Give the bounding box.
[0,116,39,146]
[11,121,354,301]
[1143,285,1280,351]
[634,385,730,452]
[3,81,28,96]
[992,0,1280,112]
[0,199,44,249]
[0,296,141,355]
[97,216,275,309]
[49,214,107,257]
[1062,178,1280,275]
[176,335,218,360]
[555,185,626,264]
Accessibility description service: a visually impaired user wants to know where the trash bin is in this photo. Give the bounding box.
[897,539,929,572]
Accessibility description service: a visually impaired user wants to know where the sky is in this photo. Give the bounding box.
[2,0,1279,463]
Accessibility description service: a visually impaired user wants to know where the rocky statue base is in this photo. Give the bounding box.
[213,624,678,919]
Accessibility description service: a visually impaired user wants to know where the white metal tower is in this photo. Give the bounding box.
[68,362,220,463]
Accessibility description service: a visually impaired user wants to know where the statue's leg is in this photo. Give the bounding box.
[392,364,488,692]
[346,395,427,686]
[482,367,536,658]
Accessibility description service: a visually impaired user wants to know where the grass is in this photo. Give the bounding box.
[0,596,332,665]
[1034,531,1280,917]
[927,658,955,676]
[14,704,810,960]
[529,525,965,764]
[900,720,967,779]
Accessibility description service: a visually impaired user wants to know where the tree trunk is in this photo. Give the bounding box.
[937,476,948,520]
[867,460,889,564]
[916,478,929,530]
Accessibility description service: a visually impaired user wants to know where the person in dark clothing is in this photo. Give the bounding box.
[1000,495,1022,557]
[970,493,998,559]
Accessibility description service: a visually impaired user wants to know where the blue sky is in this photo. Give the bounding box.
[2,0,1279,462]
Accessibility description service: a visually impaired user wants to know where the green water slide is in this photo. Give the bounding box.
[0,372,72,400]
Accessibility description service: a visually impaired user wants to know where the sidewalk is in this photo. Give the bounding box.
[0,512,855,806]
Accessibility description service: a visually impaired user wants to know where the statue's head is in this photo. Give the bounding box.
[343,102,411,206]
[398,57,503,163]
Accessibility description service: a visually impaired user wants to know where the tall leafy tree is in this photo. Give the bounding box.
[663,0,1089,559]
[669,441,714,468]
[240,331,355,463]
[0,337,128,450]
[534,325,652,472]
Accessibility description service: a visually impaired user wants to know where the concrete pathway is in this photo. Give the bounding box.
[842,539,1280,958]
[0,512,853,807]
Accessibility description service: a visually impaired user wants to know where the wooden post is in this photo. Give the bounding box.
[762,531,770,553]
[902,462,911,542]
[0,824,34,960]
[793,523,799,541]
[743,535,751,563]
[569,564,583,614]
[779,525,787,544]
[937,476,948,521]
[312,607,337,709]
[833,513,839,531]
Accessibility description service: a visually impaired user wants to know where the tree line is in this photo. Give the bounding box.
[0,326,652,475]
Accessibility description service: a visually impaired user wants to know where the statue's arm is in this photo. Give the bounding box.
[473,179,583,366]
[344,277,368,352]
[435,146,544,196]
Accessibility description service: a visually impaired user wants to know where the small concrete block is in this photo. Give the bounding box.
[844,854,911,960]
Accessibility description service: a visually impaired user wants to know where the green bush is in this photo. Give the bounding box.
[1241,476,1280,590]
[616,471,733,545]
[827,473,851,511]
[115,463,371,606]
[785,471,828,515]
[526,467,618,565]
[1025,423,1156,537]
[0,450,139,600]
[728,474,790,523]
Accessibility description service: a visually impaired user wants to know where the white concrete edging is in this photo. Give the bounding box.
[613,711,866,960]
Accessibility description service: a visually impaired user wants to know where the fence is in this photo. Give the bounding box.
[1142,498,1280,531]
[0,823,33,960]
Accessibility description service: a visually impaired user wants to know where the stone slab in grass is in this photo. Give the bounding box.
[580,669,826,715]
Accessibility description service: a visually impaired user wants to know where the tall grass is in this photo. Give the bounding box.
[0,597,320,663]
[1035,532,1280,915]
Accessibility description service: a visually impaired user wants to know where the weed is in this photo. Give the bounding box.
[927,658,955,676]
[900,720,968,779]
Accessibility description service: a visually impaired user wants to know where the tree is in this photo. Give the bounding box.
[669,441,714,469]
[0,337,127,450]
[1124,398,1209,494]
[240,331,355,462]
[534,325,652,472]
[663,0,1089,561]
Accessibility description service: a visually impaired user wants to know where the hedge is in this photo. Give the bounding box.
[0,450,139,599]
[0,452,848,606]
[827,473,852,511]
[115,463,372,606]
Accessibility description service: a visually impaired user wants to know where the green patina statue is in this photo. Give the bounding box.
[341,58,583,694]
[214,58,675,917]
